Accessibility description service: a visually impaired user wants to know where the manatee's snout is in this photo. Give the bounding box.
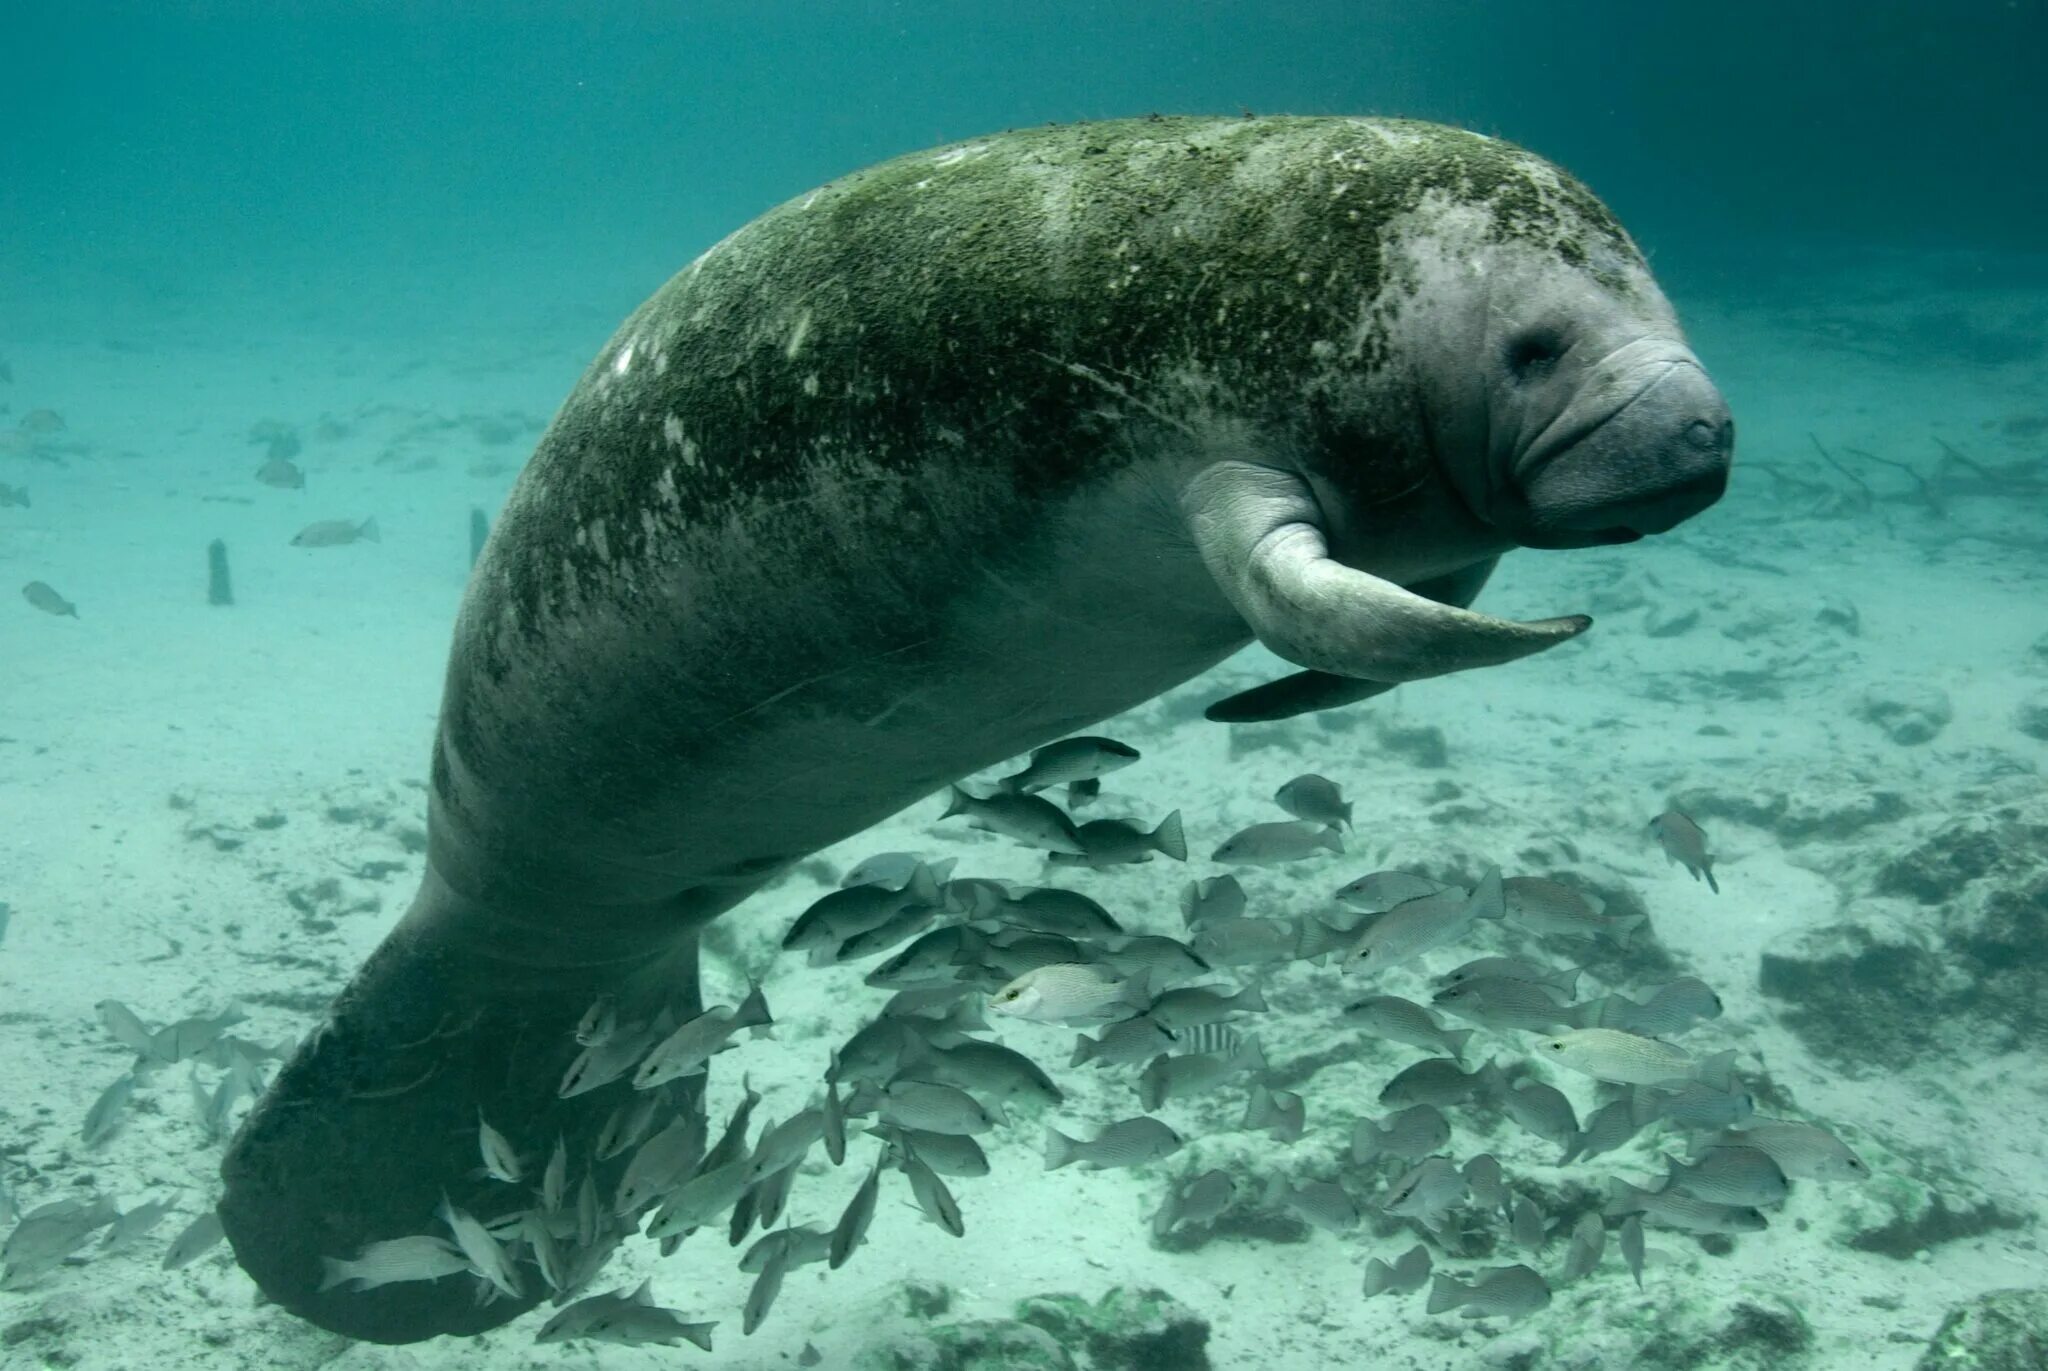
[1516,352,1733,548]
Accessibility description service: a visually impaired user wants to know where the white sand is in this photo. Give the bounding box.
[1,246,2044,1368]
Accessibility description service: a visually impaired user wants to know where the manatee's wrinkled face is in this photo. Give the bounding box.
[1388,196,1735,550]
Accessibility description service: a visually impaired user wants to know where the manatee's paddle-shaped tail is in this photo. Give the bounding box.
[219,870,708,1343]
[1184,462,1588,707]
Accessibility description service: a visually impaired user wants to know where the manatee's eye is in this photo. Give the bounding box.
[1504,329,1566,380]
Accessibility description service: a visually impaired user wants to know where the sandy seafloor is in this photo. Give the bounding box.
[1,244,2045,1371]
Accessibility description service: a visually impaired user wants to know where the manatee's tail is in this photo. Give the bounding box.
[219,870,708,1343]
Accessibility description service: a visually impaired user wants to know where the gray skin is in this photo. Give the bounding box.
[218,116,1730,1343]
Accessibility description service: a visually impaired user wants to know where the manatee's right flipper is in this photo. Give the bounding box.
[1204,671,1398,723]
[219,871,711,1344]
[1201,559,1504,722]
[1184,461,1589,684]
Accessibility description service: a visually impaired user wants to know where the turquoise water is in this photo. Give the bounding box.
[3,5,2046,1368]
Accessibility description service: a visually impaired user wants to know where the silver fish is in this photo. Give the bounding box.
[522,1211,566,1291]
[1043,1116,1183,1172]
[317,1234,468,1292]
[868,1124,989,1178]
[2,1196,117,1286]
[1275,773,1352,829]
[643,1157,753,1240]
[1152,1169,1235,1236]
[1335,870,1450,912]
[1501,876,1644,946]
[989,963,1144,1023]
[160,1208,224,1271]
[865,926,988,989]
[437,1195,519,1300]
[1137,1037,1263,1111]
[742,1239,790,1335]
[1363,1243,1432,1297]
[996,735,1139,793]
[1572,1098,1647,1162]
[1379,1056,1502,1108]
[1347,868,1503,973]
[740,1224,833,1273]
[560,1018,663,1097]
[1099,934,1210,984]
[539,1135,569,1211]
[940,786,1086,854]
[823,1081,847,1165]
[1426,1263,1551,1320]
[290,516,379,547]
[1431,976,1582,1033]
[1503,1083,1580,1162]
[985,886,1123,939]
[1510,1194,1546,1250]
[96,1000,158,1058]
[151,1009,246,1064]
[1045,810,1187,868]
[254,456,305,489]
[1649,809,1719,892]
[1350,1105,1449,1164]
[1537,1028,1734,1088]
[83,1073,136,1145]
[877,1079,997,1136]
[1620,1213,1645,1288]
[615,1115,705,1215]
[785,863,943,958]
[831,1017,923,1083]
[1211,819,1344,865]
[1661,1145,1789,1207]
[1711,1119,1869,1183]
[595,1092,662,1162]
[1632,1079,1754,1130]
[98,1199,172,1258]
[916,1039,1063,1108]
[633,1006,744,1089]
[828,1157,883,1269]
[1461,1154,1507,1212]
[900,1151,964,1237]
[1190,917,1299,966]
[536,1279,717,1349]
[1071,1016,1178,1068]
[1585,977,1722,1037]
[1382,1157,1466,1226]
[1604,1180,1767,1233]
[1559,1211,1605,1284]
[21,580,78,618]
[1343,994,1473,1059]
[477,1112,522,1183]
[1146,983,1267,1033]
[1275,1178,1359,1233]
[1180,875,1248,928]
[841,851,931,888]
[749,1109,826,1182]
[1435,956,1581,996]
[980,928,1092,982]
[1241,1085,1306,1142]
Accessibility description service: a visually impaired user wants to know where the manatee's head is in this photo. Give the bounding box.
[1377,136,1734,550]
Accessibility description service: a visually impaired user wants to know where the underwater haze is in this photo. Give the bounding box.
[4,3,2047,1369]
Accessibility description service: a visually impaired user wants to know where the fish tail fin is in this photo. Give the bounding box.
[1628,1087,1665,1128]
[1602,1179,1646,1217]
[1338,800,1355,829]
[993,772,1024,795]
[316,1257,352,1293]
[1616,915,1649,949]
[1444,1027,1475,1061]
[1556,1130,1583,1167]
[1348,1121,1380,1166]
[1232,1033,1268,1075]
[1243,1084,1274,1131]
[1068,1035,1096,1068]
[1424,1274,1468,1315]
[1235,984,1269,1014]
[1362,1258,1392,1296]
[1703,863,1720,894]
[1042,1126,1078,1172]
[357,517,381,543]
[1318,826,1346,855]
[904,863,942,909]
[939,786,971,820]
[1554,966,1585,998]
[1695,1049,1737,1093]
[1151,810,1188,863]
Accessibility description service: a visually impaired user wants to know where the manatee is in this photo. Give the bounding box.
[218,115,1731,1341]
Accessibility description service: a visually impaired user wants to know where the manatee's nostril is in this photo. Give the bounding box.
[1685,418,1732,454]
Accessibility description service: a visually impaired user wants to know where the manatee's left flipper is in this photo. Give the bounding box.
[1203,559,1504,721]
[1204,671,1397,723]
[1184,462,1589,682]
